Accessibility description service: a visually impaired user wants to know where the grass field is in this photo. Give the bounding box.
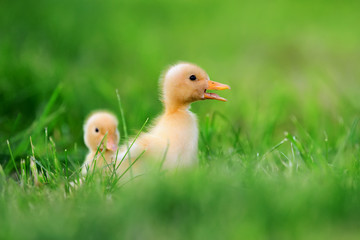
[1,0,360,239]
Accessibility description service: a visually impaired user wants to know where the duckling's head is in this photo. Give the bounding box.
[161,62,230,110]
[84,111,119,152]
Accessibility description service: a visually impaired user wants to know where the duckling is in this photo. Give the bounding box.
[116,62,230,170]
[81,111,120,175]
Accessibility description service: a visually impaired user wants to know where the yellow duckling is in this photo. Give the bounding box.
[117,62,230,170]
[81,111,120,175]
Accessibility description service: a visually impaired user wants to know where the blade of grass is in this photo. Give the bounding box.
[84,133,108,183]
[285,132,312,168]
[49,137,61,176]
[4,84,64,174]
[6,140,19,177]
[116,89,133,178]
[110,150,146,191]
[260,138,288,161]
[20,159,27,187]
[30,156,41,186]
[45,128,50,170]
[64,149,69,193]
[0,164,5,181]
[158,141,169,171]
[113,117,149,173]
[12,84,63,155]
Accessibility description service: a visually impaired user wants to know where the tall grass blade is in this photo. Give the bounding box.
[114,117,149,173]
[7,140,19,177]
[116,89,133,178]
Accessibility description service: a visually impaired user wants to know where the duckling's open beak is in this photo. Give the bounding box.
[106,137,118,152]
[204,81,231,102]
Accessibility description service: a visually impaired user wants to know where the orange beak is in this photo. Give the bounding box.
[106,136,118,152]
[204,81,231,102]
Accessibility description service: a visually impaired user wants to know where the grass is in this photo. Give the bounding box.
[1,0,360,239]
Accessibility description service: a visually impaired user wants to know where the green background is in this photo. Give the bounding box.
[0,0,360,239]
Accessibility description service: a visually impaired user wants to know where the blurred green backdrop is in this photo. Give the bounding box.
[1,1,360,239]
[0,0,359,164]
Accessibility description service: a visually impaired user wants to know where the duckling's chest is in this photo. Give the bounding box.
[147,111,199,167]
[155,112,198,167]
[161,111,197,138]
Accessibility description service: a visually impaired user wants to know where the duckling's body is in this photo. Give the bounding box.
[117,62,230,170]
[157,109,198,167]
[135,108,198,168]
[81,111,119,175]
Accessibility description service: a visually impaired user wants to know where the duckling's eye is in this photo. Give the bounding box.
[95,128,99,133]
[189,75,197,81]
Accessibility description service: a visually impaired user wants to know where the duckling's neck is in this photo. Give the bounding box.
[164,101,190,114]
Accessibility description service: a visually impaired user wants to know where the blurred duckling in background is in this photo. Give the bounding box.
[81,111,119,175]
[117,62,230,170]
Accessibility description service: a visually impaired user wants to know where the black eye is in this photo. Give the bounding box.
[95,128,99,133]
[189,75,197,81]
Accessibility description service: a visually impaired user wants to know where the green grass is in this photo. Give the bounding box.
[1,0,360,239]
